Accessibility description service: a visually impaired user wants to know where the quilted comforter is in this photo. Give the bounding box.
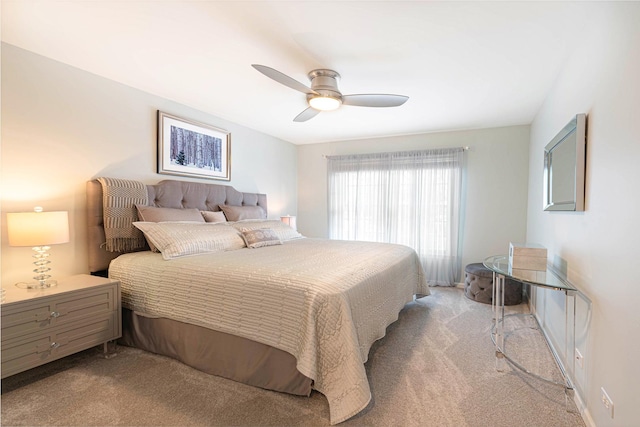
[109,238,429,424]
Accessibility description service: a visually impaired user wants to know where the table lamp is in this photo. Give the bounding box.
[280,215,297,231]
[7,207,70,289]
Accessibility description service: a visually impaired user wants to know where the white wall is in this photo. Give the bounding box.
[297,126,530,281]
[526,3,640,426]
[1,43,297,286]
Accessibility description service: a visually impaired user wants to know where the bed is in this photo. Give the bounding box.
[87,178,429,424]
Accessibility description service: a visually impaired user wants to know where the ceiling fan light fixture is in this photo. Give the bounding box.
[252,64,409,122]
[309,95,342,111]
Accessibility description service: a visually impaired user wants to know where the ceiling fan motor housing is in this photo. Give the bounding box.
[308,69,342,100]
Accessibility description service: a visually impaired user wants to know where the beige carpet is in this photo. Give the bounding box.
[1,287,585,427]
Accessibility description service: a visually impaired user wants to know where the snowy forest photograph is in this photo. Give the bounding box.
[158,111,230,180]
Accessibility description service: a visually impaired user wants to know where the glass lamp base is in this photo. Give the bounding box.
[15,279,58,289]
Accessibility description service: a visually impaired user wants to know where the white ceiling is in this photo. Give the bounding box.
[2,1,592,145]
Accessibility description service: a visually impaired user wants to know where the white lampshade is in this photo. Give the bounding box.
[280,215,297,231]
[7,210,70,247]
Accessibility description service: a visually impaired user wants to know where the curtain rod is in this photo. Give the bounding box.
[322,146,471,158]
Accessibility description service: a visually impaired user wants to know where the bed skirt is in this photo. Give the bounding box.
[120,308,313,396]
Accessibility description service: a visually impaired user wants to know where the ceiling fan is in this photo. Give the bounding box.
[252,64,409,122]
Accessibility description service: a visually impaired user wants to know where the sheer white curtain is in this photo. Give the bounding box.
[327,148,464,286]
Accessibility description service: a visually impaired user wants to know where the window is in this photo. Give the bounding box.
[327,148,464,286]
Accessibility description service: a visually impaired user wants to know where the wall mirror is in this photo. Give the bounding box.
[543,113,586,211]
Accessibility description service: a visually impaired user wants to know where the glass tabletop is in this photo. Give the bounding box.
[483,255,577,292]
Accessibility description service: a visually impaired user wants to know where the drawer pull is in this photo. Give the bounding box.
[35,311,65,322]
[36,341,64,353]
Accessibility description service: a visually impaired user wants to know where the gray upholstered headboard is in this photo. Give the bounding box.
[87,178,267,274]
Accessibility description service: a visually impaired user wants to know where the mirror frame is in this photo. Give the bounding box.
[543,113,587,211]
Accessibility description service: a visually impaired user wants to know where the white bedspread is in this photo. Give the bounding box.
[109,238,429,424]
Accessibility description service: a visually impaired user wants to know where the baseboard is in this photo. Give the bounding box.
[455,282,465,289]
[573,389,595,427]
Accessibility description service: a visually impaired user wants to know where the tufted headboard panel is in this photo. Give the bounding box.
[87,179,267,274]
[145,180,267,211]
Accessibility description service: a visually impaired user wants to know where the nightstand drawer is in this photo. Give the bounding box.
[1,275,121,379]
[1,286,116,341]
[1,312,117,378]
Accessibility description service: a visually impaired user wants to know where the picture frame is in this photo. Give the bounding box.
[157,111,231,181]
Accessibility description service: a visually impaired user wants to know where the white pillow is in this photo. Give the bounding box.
[231,220,304,242]
[132,222,246,260]
[134,206,206,252]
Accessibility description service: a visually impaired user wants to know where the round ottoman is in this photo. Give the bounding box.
[464,263,523,305]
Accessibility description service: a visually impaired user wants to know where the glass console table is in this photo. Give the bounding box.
[483,255,577,407]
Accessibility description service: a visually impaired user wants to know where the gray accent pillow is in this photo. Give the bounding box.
[200,211,227,223]
[219,204,266,221]
[136,205,205,223]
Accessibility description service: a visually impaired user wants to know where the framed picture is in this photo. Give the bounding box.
[157,111,231,181]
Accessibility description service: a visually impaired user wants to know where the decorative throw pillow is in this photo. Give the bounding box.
[200,210,227,223]
[218,204,266,221]
[136,205,205,223]
[240,228,282,249]
[231,220,303,241]
[132,222,246,260]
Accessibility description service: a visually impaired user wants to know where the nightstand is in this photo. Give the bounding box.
[1,274,121,379]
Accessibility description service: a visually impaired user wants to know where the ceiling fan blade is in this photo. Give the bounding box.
[342,94,409,108]
[293,107,321,122]
[252,64,318,95]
